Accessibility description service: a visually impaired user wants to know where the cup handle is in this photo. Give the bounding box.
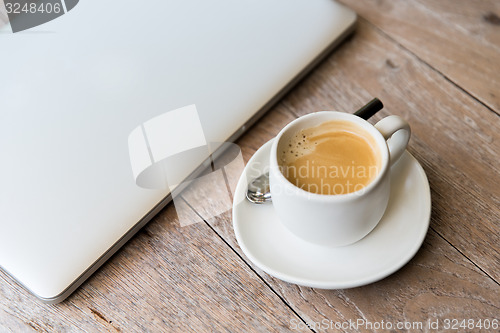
[374,116,411,166]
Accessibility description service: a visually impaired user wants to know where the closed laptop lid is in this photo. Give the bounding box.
[0,0,356,301]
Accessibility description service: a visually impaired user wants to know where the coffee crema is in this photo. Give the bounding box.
[279,120,381,195]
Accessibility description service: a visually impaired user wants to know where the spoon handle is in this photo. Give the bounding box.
[354,98,383,120]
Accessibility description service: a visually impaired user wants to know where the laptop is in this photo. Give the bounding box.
[0,0,356,303]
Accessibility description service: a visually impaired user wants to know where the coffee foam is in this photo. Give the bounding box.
[279,120,381,195]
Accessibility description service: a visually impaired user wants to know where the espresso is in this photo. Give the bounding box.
[279,120,380,195]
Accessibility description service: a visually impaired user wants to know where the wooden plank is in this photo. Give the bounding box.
[0,203,310,332]
[185,18,500,281]
[207,212,500,331]
[182,16,500,329]
[1,1,498,329]
[284,19,500,281]
[339,0,500,113]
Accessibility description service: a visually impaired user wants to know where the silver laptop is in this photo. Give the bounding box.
[0,0,356,303]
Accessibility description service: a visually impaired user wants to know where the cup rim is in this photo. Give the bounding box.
[270,111,390,202]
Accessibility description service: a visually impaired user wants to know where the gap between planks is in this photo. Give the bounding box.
[430,226,500,287]
[358,17,500,118]
[178,196,318,333]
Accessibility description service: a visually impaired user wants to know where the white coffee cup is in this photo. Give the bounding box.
[269,111,410,247]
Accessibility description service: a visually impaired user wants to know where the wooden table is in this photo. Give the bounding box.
[1,0,499,331]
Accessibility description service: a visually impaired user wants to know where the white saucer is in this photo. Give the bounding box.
[232,140,431,289]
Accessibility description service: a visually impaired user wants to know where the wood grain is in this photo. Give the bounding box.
[0,203,310,332]
[339,0,500,113]
[190,17,500,282]
[1,1,500,331]
[182,16,500,331]
[207,212,500,332]
[280,19,500,281]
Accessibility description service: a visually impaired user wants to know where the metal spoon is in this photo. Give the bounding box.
[246,98,384,204]
[246,172,272,203]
